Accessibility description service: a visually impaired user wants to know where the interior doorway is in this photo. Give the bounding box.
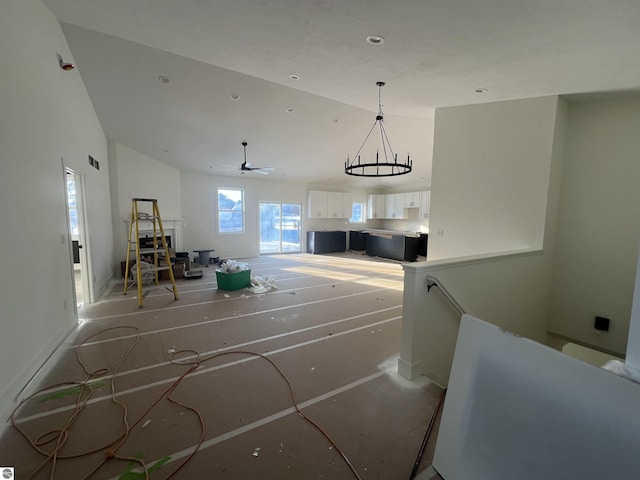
[65,167,91,307]
[259,202,302,254]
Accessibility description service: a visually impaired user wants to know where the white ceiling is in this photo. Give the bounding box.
[42,0,640,189]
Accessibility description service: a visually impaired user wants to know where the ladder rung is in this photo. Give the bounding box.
[148,266,171,272]
[134,248,168,254]
[129,265,172,272]
[124,198,178,306]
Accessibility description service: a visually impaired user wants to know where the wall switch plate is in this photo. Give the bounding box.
[594,316,610,331]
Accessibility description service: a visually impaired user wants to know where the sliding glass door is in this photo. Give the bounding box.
[259,203,301,254]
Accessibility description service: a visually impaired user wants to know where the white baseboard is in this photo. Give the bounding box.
[94,272,115,302]
[397,356,420,380]
[0,320,79,435]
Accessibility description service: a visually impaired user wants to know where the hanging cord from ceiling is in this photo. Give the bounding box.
[9,326,364,480]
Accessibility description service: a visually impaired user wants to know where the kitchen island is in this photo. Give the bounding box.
[357,229,425,262]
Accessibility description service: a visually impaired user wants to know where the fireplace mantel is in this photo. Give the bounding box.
[123,218,184,252]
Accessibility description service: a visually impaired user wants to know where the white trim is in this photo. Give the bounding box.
[0,318,78,434]
[403,248,543,273]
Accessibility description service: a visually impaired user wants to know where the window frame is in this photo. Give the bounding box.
[349,202,366,224]
[217,187,245,234]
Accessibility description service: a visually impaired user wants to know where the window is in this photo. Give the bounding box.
[350,202,366,223]
[218,188,244,233]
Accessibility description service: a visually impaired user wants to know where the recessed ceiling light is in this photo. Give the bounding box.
[229,93,240,101]
[366,35,385,45]
[289,74,301,80]
[158,75,170,84]
[475,88,488,93]
[285,106,294,113]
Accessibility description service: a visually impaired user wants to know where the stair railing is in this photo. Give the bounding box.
[425,274,466,316]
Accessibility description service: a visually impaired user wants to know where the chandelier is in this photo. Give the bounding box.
[345,81,412,177]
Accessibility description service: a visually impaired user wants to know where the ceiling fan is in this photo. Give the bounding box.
[239,141,274,175]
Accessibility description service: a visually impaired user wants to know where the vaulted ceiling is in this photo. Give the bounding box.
[43,0,640,188]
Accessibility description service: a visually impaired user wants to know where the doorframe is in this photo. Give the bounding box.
[258,201,302,254]
[63,163,93,308]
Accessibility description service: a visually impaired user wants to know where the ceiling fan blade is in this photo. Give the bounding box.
[253,169,269,175]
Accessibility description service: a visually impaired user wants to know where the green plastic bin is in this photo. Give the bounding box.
[216,269,251,291]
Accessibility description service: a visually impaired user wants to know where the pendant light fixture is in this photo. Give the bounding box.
[345,81,412,177]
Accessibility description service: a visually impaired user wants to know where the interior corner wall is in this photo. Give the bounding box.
[0,0,110,415]
[548,95,640,356]
[111,143,182,266]
[428,96,559,260]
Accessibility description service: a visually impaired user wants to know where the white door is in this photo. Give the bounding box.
[65,167,91,307]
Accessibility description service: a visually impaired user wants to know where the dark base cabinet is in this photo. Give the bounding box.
[307,231,346,254]
[365,234,420,262]
[349,230,367,251]
[418,234,429,257]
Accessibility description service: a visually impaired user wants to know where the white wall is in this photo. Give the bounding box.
[399,250,550,385]
[398,96,568,385]
[548,96,640,355]
[0,0,110,415]
[428,96,559,260]
[110,142,182,266]
[180,172,310,259]
[178,173,388,259]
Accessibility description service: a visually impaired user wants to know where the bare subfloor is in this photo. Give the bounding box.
[1,253,443,479]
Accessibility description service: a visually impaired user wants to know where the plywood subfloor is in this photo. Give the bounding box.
[1,253,443,479]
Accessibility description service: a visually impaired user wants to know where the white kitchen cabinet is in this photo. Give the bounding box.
[403,191,421,208]
[342,193,353,218]
[308,190,328,218]
[384,193,406,219]
[309,191,352,218]
[367,194,386,219]
[327,192,352,218]
[419,190,431,219]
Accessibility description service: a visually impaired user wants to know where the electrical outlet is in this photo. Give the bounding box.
[594,316,610,331]
[437,229,445,237]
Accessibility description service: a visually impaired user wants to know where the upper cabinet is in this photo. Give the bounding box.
[384,193,407,219]
[308,190,352,219]
[367,190,430,220]
[403,191,421,208]
[308,190,329,218]
[367,194,385,219]
[327,192,352,218]
[419,190,430,219]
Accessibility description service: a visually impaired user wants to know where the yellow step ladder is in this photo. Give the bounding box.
[123,198,179,307]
